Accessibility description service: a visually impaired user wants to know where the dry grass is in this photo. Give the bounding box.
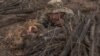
[0,0,100,56]
[3,19,42,38]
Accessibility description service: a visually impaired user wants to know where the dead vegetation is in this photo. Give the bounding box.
[0,0,100,56]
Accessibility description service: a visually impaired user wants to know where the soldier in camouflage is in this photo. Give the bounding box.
[39,0,74,28]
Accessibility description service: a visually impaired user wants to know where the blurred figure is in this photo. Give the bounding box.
[39,0,74,28]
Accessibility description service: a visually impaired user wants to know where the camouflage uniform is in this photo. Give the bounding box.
[38,0,74,28]
[37,0,75,41]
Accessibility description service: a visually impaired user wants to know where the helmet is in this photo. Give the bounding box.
[47,0,74,15]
